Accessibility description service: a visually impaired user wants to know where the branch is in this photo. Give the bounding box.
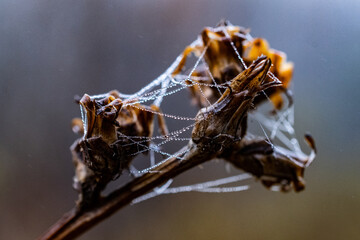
[39,56,315,239]
[39,142,216,239]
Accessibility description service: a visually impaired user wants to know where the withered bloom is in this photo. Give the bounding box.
[71,92,167,208]
[221,135,316,192]
[192,56,280,143]
[173,20,293,109]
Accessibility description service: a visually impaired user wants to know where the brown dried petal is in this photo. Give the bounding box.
[79,94,122,144]
[243,38,294,109]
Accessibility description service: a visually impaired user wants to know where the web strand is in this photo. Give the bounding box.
[132,173,251,204]
[87,26,305,201]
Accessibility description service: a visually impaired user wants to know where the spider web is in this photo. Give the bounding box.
[86,28,311,202]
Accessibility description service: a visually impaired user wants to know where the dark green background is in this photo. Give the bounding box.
[1,0,359,239]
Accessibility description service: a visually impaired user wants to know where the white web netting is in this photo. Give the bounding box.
[81,23,314,203]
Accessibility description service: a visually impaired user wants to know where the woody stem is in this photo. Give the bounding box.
[39,143,218,240]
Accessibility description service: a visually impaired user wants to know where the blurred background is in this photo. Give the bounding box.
[1,0,359,239]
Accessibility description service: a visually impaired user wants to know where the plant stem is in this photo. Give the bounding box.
[40,143,216,240]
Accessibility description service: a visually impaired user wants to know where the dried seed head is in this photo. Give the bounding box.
[192,56,279,144]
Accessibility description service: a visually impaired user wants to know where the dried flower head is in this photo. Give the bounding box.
[69,21,315,210]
